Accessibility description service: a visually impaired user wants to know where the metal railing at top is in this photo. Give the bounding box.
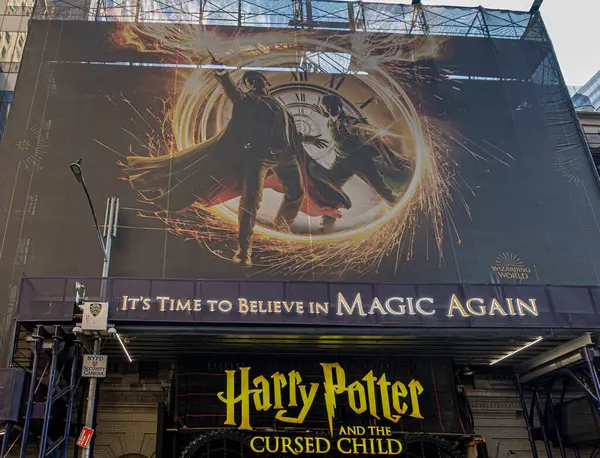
[30,0,543,42]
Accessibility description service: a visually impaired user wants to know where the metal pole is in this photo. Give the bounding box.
[546,392,566,458]
[62,343,81,458]
[582,346,600,410]
[1,423,11,458]
[100,197,117,299]
[83,197,118,458]
[20,337,42,458]
[532,389,553,458]
[82,338,100,458]
[515,375,539,458]
[39,337,60,458]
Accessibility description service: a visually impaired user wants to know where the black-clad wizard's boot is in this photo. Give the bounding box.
[233,245,252,267]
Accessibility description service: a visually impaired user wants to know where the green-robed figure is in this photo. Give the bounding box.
[314,95,414,230]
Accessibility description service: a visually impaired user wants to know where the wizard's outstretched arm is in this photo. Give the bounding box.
[215,69,243,103]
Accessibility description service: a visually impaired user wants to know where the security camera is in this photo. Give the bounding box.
[74,282,88,306]
[107,327,117,336]
[72,326,82,335]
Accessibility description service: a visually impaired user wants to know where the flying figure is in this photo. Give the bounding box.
[313,94,413,231]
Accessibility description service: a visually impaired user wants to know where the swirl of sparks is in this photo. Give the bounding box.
[174,56,423,243]
[115,24,457,276]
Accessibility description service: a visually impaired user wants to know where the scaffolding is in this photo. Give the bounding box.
[31,0,539,40]
[515,334,600,458]
[2,326,81,458]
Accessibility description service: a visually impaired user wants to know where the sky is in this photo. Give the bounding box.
[415,0,600,87]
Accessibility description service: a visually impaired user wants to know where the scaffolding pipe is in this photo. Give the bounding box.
[38,337,60,458]
[62,344,81,458]
[515,375,539,458]
[532,389,553,458]
[546,392,566,458]
[1,423,11,458]
[582,346,600,410]
[19,337,43,458]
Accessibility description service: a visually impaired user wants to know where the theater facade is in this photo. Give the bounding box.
[1,2,600,458]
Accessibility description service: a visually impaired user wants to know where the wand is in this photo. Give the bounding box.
[206,48,219,65]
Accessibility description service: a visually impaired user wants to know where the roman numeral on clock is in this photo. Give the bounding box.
[329,75,345,90]
[290,70,309,81]
[359,97,376,109]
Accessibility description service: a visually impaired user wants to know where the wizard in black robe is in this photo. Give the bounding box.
[124,69,351,266]
[315,94,413,230]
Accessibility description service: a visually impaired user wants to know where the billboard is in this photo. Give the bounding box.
[1,18,600,296]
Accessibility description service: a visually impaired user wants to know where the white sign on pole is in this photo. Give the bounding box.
[82,302,109,331]
[81,355,108,378]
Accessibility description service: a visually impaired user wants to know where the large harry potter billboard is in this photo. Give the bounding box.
[1,19,600,293]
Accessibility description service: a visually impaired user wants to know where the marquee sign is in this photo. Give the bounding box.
[248,426,404,455]
[115,292,539,324]
[214,362,428,455]
[24,277,595,329]
[217,363,424,434]
[175,356,462,436]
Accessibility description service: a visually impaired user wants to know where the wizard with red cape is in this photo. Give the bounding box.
[124,66,351,266]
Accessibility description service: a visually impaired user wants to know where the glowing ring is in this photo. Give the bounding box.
[173,50,425,244]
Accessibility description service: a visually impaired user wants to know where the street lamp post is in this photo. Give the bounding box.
[70,159,119,458]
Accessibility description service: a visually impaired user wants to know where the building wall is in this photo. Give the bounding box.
[0,0,30,140]
[578,111,600,177]
[575,70,600,112]
[94,367,170,458]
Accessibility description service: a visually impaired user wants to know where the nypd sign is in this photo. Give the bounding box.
[81,355,107,378]
[82,301,109,331]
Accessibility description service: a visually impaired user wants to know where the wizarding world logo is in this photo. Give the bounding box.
[491,252,531,280]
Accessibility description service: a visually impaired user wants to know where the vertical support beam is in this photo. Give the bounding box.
[1,424,11,458]
[19,337,43,458]
[38,336,61,458]
[73,383,85,458]
[305,0,313,26]
[532,389,553,458]
[515,375,539,458]
[155,402,166,458]
[237,0,241,27]
[360,1,366,32]
[62,343,81,458]
[84,197,118,458]
[82,338,101,458]
[347,2,355,30]
[546,392,566,458]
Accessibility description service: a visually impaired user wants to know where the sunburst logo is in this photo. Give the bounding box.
[494,252,523,267]
[492,252,531,279]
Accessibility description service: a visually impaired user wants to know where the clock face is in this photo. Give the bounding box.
[215,72,416,235]
[117,27,430,271]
